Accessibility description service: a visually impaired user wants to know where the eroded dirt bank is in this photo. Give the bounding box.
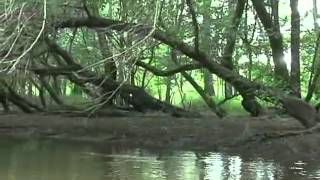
[0,113,319,161]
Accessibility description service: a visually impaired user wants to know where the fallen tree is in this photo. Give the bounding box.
[35,38,199,118]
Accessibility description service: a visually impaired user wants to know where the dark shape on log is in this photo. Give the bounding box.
[241,97,262,116]
[120,86,158,112]
[280,96,319,128]
[119,85,199,117]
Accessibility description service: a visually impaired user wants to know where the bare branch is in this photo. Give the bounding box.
[136,61,203,76]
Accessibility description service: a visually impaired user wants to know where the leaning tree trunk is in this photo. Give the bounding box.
[281,96,320,128]
[222,0,262,116]
[221,0,246,98]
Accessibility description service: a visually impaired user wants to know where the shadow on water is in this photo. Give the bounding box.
[0,136,319,180]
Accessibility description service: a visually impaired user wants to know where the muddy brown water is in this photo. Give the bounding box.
[0,136,319,180]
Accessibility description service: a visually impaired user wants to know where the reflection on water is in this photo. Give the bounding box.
[0,137,319,180]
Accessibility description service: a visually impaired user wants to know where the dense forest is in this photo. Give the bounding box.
[0,0,320,129]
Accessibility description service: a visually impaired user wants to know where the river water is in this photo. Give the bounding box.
[0,137,319,180]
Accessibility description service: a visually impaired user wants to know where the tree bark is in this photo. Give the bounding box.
[221,0,246,98]
[290,0,301,97]
[203,70,215,96]
[201,0,215,96]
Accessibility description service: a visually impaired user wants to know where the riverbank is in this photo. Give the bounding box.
[0,112,319,161]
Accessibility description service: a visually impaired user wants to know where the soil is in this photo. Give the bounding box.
[0,111,319,161]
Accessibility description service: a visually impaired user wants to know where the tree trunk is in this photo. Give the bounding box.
[39,88,46,108]
[39,76,63,105]
[281,96,319,128]
[220,0,261,116]
[305,0,320,101]
[252,0,289,85]
[313,0,319,29]
[89,1,117,80]
[203,70,215,96]
[290,0,301,97]
[201,0,215,96]
[165,76,172,103]
[53,76,61,95]
[30,78,46,108]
